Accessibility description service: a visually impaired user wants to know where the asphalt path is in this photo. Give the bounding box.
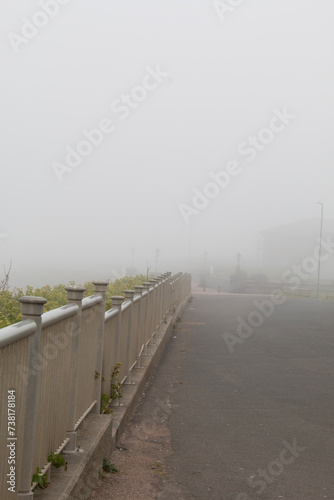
[158,291,334,500]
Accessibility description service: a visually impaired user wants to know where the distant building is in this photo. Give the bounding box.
[260,219,334,282]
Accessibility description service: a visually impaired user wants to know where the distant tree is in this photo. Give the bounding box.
[0,274,149,328]
[0,262,22,328]
[0,261,12,293]
[24,284,68,311]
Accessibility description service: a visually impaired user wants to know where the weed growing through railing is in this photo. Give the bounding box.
[47,452,67,471]
[100,393,112,414]
[31,453,67,490]
[110,362,122,400]
[100,362,122,413]
[31,467,48,489]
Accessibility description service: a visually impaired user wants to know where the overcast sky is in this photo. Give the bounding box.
[0,0,333,287]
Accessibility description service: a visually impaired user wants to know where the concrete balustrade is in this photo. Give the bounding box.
[0,272,192,500]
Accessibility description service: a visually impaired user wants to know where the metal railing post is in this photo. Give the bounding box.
[17,296,47,500]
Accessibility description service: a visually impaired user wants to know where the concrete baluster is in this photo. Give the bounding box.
[148,279,158,339]
[134,286,144,368]
[18,296,47,500]
[124,290,135,384]
[92,281,108,414]
[64,286,85,452]
[142,283,151,355]
[110,296,124,368]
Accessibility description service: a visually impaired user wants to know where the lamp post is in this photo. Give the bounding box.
[203,251,207,292]
[237,252,241,272]
[316,202,324,299]
[155,247,160,276]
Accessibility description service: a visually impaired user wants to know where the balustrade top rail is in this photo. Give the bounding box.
[0,320,36,348]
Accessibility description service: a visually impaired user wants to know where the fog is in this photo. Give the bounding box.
[1,0,333,288]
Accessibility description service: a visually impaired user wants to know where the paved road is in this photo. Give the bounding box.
[158,291,334,499]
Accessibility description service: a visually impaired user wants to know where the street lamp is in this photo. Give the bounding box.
[203,251,208,292]
[237,253,241,271]
[316,202,324,299]
[155,248,160,276]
